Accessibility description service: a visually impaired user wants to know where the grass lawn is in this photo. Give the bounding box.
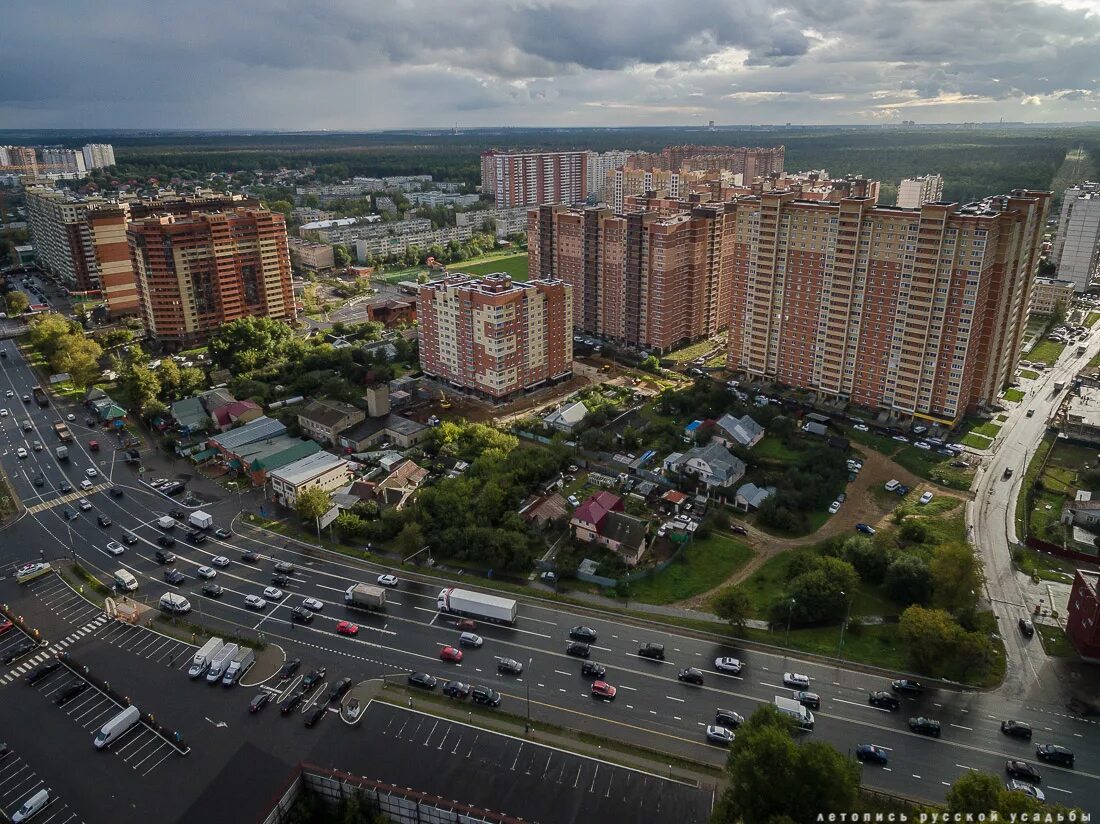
[893,446,973,491]
[628,531,753,605]
[973,421,1002,438]
[1087,312,1100,328]
[1018,369,1041,380]
[847,427,902,457]
[458,253,529,280]
[753,435,805,463]
[1003,388,1025,403]
[742,623,909,671]
[961,432,994,449]
[1036,623,1078,658]
[665,338,724,364]
[1016,433,1056,533]
[1012,546,1079,585]
[1027,339,1067,365]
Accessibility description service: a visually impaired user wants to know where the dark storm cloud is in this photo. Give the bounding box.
[0,0,1096,128]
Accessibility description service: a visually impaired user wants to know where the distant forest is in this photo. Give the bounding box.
[20,124,1100,205]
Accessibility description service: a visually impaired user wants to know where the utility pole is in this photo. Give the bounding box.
[784,598,796,648]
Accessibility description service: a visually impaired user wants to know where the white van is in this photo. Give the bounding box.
[12,788,49,822]
[94,705,140,749]
[113,569,138,592]
[884,479,900,492]
[159,592,191,615]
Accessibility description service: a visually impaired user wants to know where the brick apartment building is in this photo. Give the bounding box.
[528,203,733,353]
[724,190,1050,424]
[628,145,785,179]
[417,273,573,400]
[127,208,295,347]
[1067,569,1100,661]
[480,150,589,208]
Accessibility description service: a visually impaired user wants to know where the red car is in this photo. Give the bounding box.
[440,646,463,663]
[336,621,359,636]
[455,619,477,631]
[591,681,617,701]
[0,619,12,635]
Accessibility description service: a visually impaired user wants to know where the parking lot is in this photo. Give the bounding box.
[0,745,84,824]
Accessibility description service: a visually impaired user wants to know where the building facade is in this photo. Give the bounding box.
[1030,276,1075,315]
[39,148,87,176]
[724,190,1051,424]
[269,451,353,508]
[1067,569,1100,662]
[418,273,573,400]
[0,145,37,176]
[628,145,784,179]
[896,174,945,208]
[480,150,588,208]
[127,207,295,347]
[1051,182,1100,291]
[587,150,636,203]
[81,143,116,169]
[287,238,335,272]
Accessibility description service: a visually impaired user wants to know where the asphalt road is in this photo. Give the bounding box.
[0,341,1097,815]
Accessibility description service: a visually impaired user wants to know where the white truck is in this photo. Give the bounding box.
[221,647,255,686]
[436,587,518,624]
[55,445,68,461]
[188,638,225,679]
[206,643,239,683]
[774,695,815,730]
[344,583,387,612]
[188,510,213,530]
[157,515,176,530]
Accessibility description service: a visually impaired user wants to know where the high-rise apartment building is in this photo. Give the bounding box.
[629,145,785,179]
[127,208,295,347]
[81,143,116,169]
[897,174,945,208]
[528,203,733,353]
[725,190,1050,424]
[612,168,681,212]
[480,150,589,208]
[417,273,572,400]
[39,148,87,176]
[1051,182,1100,291]
[587,150,636,203]
[0,145,37,176]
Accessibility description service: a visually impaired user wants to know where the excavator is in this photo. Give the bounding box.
[439,390,452,409]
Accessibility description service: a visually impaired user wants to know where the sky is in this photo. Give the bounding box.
[1,0,1098,130]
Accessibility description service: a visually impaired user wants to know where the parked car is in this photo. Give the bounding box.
[1019,617,1035,637]
[471,685,502,707]
[443,680,471,699]
[279,659,302,679]
[855,523,877,535]
[328,678,352,703]
[407,672,438,690]
[249,693,270,714]
[919,491,934,505]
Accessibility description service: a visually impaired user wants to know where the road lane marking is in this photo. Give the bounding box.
[1047,786,1072,794]
[950,724,973,731]
[665,696,685,702]
[554,670,571,676]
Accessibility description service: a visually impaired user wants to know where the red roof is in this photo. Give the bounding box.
[572,491,623,530]
[662,489,688,504]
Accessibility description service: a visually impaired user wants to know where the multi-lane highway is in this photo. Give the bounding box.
[0,338,1097,813]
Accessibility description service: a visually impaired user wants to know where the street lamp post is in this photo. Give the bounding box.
[525,656,533,734]
[837,591,853,659]
[784,598,796,648]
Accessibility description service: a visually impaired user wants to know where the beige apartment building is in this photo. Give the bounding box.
[725,189,1050,424]
[1029,276,1075,315]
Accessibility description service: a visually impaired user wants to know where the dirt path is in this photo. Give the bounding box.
[676,446,972,610]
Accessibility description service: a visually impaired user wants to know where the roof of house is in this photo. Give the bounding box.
[270,450,350,487]
[211,416,287,451]
[635,480,658,497]
[662,489,688,504]
[545,400,588,428]
[340,413,427,444]
[736,482,775,508]
[572,491,623,527]
[201,387,236,411]
[715,413,764,447]
[1065,498,1100,512]
[210,399,261,428]
[233,436,320,470]
[803,421,829,436]
[170,396,208,431]
[679,442,746,483]
[379,458,428,490]
[298,399,361,429]
[601,511,647,549]
[520,492,569,523]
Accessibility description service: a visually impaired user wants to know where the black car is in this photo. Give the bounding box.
[638,642,665,660]
[1018,617,1035,638]
[241,551,260,563]
[62,509,76,521]
[471,685,502,707]
[32,476,44,488]
[59,482,72,493]
[443,680,471,698]
[327,678,352,703]
[169,509,185,520]
[1006,760,1041,783]
[304,705,326,727]
[164,569,186,585]
[868,691,900,710]
[566,641,591,659]
[121,532,138,545]
[1001,720,1033,740]
[301,667,327,692]
[26,660,61,685]
[580,661,606,679]
[678,667,705,685]
[715,708,745,728]
[156,535,176,548]
[1035,744,1074,767]
[892,679,923,694]
[96,515,112,527]
[569,626,598,643]
[279,658,302,679]
[248,692,270,713]
[272,574,291,587]
[201,582,224,598]
[274,561,296,574]
[186,530,207,545]
[856,744,889,765]
[155,549,177,564]
[280,691,305,715]
[497,658,523,676]
[54,680,88,706]
[4,641,35,664]
[109,487,123,498]
[908,717,941,737]
[214,528,231,540]
[290,606,313,624]
[407,672,438,690]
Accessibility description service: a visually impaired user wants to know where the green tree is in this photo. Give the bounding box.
[640,355,660,373]
[930,542,983,613]
[899,605,963,672]
[27,314,73,357]
[884,554,934,605]
[295,487,332,523]
[333,245,351,267]
[946,771,1003,816]
[156,359,182,400]
[710,585,751,629]
[177,367,206,397]
[5,290,29,315]
[334,512,365,540]
[208,316,295,372]
[115,362,162,411]
[394,522,424,558]
[783,556,859,625]
[51,335,103,389]
[267,199,293,216]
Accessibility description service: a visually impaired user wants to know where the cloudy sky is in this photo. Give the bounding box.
[1,0,1098,129]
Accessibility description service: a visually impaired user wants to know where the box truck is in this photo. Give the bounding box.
[222,647,255,686]
[188,510,213,530]
[344,583,387,612]
[774,695,815,730]
[32,386,48,407]
[436,587,518,624]
[55,445,68,461]
[52,421,72,442]
[94,705,140,749]
[188,638,225,679]
[157,515,176,530]
[206,643,239,683]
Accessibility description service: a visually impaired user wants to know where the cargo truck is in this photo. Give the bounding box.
[32,386,48,408]
[157,515,176,530]
[206,643,239,683]
[774,695,815,730]
[52,422,72,442]
[55,445,68,461]
[436,587,518,624]
[1054,380,1066,392]
[188,638,225,679]
[188,510,213,530]
[344,583,387,611]
[222,647,255,686]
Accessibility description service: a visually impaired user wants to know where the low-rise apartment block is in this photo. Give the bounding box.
[297,399,366,445]
[269,451,353,508]
[288,238,335,272]
[1030,276,1075,315]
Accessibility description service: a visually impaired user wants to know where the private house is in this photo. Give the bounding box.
[660,489,689,514]
[665,442,746,492]
[714,413,764,449]
[210,399,263,431]
[170,396,209,435]
[269,451,353,508]
[570,491,648,566]
[735,482,775,512]
[343,458,428,510]
[229,436,320,486]
[545,400,588,433]
[297,399,366,445]
[1061,491,1100,529]
[208,416,287,457]
[519,492,569,527]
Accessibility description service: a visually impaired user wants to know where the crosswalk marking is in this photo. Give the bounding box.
[24,484,114,515]
[0,614,110,684]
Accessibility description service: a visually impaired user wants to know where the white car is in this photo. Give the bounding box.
[714,657,743,675]
[244,595,267,610]
[783,672,811,689]
[852,423,869,432]
[196,566,217,579]
[78,499,92,511]
[567,494,580,507]
[210,556,230,568]
[828,501,841,514]
[4,390,11,398]
[1006,780,1045,803]
[919,491,934,505]
[301,597,324,612]
[0,409,7,417]
[15,447,26,459]
[105,541,124,556]
[66,413,75,421]
[263,586,284,600]
[85,467,98,478]
[80,479,92,490]
[377,574,399,587]
[705,725,735,746]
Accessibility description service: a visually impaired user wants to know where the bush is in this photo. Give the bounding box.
[884,555,934,605]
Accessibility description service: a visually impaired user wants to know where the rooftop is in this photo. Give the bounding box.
[210,416,287,451]
[271,450,350,486]
[298,399,362,428]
